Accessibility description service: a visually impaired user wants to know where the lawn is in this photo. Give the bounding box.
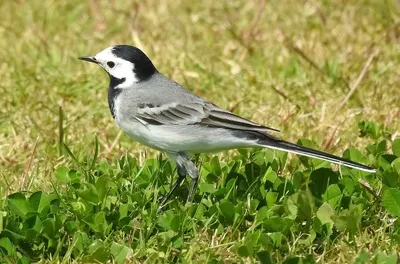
[1,0,400,263]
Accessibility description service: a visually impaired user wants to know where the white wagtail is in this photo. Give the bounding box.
[79,45,376,205]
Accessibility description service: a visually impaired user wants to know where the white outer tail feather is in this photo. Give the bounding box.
[259,141,376,173]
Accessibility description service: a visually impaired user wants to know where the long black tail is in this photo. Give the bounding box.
[258,138,375,173]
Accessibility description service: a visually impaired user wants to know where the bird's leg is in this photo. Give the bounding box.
[160,165,186,206]
[174,153,199,203]
[187,172,199,203]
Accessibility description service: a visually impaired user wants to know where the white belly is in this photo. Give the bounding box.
[116,117,254,153]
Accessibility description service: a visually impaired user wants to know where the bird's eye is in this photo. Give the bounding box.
[107,61,115,68]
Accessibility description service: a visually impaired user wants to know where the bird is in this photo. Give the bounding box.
[79,45,376,206]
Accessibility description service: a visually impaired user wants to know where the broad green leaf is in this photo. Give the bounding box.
[283,255,316,264]
[354,250,371,264]
[333,205,362,235]
[219,199,235,224]
[393,139,400,157]
[237,245,251,257]
[288,191,315,220]
[382,188,400,217]
[95,175,108,201]
[376,140,387,154]
[343,149,363,163]
[309,168,338,198]
[119,204,129,220]
[262,167,277,184]
[87,240,109,262]
[157,211,180,231]
[17,257,30,264]
[373,251,397,264]
[322,184,342,208]
[358,120,381,139]
[392,158,400,175]
[23,215,43,233]
[170,215,181,232]
[0,237,14,256]
[382,171,399,188]
[111,242,133,264]
[55,166,69,183]
[298,230,316,246]
[28,192,49,213]
[255,206,270,223]
[172,236,183,248]
[317,203,334,225]
[263,217,293,233]
[199,183,216,194]
[256,251,276,264]
[42,218,56,239]
[269,232,282,248]
[266,192,278,208]
[78,183,99,205]
[340,176,355,195]
[7,193,30,219]
[297,139,325,168]
[249,199,260,214]
[210,156,222,176]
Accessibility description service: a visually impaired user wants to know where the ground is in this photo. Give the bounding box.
[0,0,399,263]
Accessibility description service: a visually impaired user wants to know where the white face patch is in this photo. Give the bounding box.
[94,46,138,88]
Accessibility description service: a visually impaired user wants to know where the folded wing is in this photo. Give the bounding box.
[136,102,279,133]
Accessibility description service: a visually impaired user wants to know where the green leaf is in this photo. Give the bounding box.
[42,218,57,239]
[382,188,400,217]
[269,232,282,248]
[382,171,399,188]
[309,168,338,198]
[358,120,381,139]
[266,192,278,208]
[256,251,276,264]
[7,193,30,219]
[110,242,133,264]
[28,192,49,213]
[157,211,180,231]
[393,139,400,157]
[0,237,14,256]
[23,215,43,233]
[392,158,400,175]
[218,199,235,224]
[95,175,108,201]
[373,251,398,264]
[288,190,315,221]
[262,217,293,233]
[87,240,109,262]
[354,250,372,264]
[17,257,30,264]
[283,255,316,264]
[343,148,363,164]
[78,183,99,205]
[262,167,277,184]
[317,203,334,225]
[237,245,250,257]
[333,205,362,235]
[255,206,270,223]
[55,166,69,183]
[210,156,222,176]
[172,236,183,248]
[322,184,342,208]
[297,139,326,168]
[199,183,216,194]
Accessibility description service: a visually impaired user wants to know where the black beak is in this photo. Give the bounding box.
[78,56,98,63]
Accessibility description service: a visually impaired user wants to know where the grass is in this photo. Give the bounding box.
[0,0,400,263]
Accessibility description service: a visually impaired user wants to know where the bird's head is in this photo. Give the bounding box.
[79,45,156,88]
